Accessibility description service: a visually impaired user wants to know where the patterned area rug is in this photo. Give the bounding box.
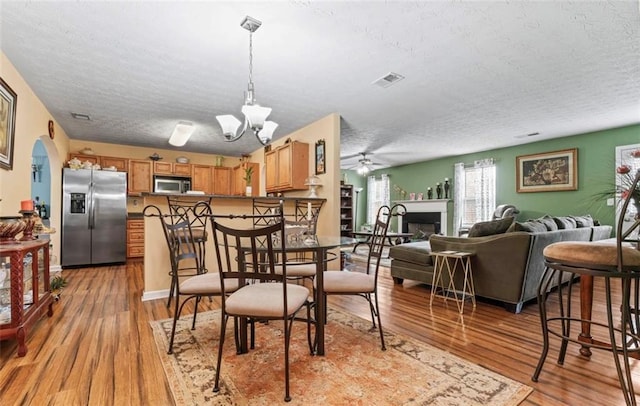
[150,309,532,405]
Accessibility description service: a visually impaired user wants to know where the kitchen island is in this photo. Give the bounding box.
[139,193,333,300]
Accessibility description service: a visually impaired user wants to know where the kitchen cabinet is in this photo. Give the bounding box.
[232,162,259,196]
[126,219,144,258]
[128,160,152,195]
[154,162,191,176]
[340,184,354,237]
[100,156,128,172]
[212,166,232,195]
[265,141,309,193]
[191,165,212,194]
[0,239,53,357]
[152,162,188,176]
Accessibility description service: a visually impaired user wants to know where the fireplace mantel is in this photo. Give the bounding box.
[393,199,451,235]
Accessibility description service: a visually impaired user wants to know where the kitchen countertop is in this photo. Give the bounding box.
[142,193,326,202]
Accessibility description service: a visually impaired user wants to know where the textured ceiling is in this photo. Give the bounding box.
[1,1,639,169]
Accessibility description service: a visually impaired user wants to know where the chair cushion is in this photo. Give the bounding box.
[468,217,515,237]
[319,271,375,294]
[225,283,309,318]
[544,241,640,270]
[275,263,317,277]
[180,273,240,295]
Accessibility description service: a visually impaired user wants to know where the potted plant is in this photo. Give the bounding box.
[50,274,68,301]
[243,166,254,196]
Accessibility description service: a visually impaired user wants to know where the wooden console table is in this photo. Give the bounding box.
[0,239,54,356]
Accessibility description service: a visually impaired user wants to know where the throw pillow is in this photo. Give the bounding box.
[570,214,595,228]
[514,221,548,233]
[553,216,577,229]
[467,217,515,237]
[536,215,558,231]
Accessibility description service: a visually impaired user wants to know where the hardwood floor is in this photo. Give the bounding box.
[1,259,638,405]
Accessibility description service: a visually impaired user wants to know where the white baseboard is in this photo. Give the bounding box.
[142,289,170,302]
[50,265,62,275]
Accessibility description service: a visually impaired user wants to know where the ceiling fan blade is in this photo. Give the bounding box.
[340,152,362,161]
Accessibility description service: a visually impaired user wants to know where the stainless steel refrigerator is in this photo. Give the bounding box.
[61,168,127,267]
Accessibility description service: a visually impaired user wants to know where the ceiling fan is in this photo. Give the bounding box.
[342,152,383,175]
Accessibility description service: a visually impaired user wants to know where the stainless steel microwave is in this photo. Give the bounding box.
[153,175,191,193]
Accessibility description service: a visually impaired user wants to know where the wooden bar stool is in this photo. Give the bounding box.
[532,169,640,405]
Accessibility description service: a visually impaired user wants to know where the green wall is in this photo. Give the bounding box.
[369,124,639,235]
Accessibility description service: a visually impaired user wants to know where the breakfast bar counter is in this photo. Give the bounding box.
[139,193,333,301]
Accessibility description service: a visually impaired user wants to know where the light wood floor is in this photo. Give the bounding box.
[1,259,638,405]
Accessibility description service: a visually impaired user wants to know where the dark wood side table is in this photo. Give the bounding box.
[0,239,54,356]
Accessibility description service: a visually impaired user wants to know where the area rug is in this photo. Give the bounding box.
[345,245,391,268]
[150,309,532,405]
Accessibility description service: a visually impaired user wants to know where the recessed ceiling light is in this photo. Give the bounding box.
[372,72,405,88]
[70,112,91,120]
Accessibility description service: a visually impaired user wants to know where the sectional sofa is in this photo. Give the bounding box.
[389,215,612,313]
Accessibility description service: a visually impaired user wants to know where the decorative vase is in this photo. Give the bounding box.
[245,186,253,196]
[427,188,433,200]
[436,183,442,199]
[444,179,450,199]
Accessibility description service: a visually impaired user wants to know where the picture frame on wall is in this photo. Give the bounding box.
[516,148,578,193]
[315,139,326,175]
[0,77,17,170]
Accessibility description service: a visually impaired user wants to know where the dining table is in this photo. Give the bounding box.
[237,236,357,356]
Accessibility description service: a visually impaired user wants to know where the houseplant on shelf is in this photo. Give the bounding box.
[243,166,254,196]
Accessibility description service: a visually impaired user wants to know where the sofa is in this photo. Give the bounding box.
[389,215,612,313]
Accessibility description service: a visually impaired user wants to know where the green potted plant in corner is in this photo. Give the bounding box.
[50,274,68,301]
[243,166,254,196]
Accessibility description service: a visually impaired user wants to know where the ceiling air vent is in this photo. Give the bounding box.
[372,72,405,88]
[70,112,91,120]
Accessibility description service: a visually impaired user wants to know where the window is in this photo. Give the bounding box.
[453,160,496,235]
[366,174,390,226]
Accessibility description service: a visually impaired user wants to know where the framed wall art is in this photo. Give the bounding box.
[516,148,578,193]
[0,77,17,170]
[315,139,326,175]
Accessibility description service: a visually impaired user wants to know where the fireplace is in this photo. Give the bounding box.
[402,212,441,238]
[394,199,449,235]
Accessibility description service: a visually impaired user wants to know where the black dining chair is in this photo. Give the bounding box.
[144,204,240,354]
[209,205,314,402]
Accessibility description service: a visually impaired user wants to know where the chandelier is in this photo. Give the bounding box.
[216,16,278,146]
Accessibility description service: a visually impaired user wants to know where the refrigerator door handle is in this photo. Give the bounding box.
[88,182,95,229]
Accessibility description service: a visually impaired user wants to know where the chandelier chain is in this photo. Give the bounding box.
[248,31,253,87]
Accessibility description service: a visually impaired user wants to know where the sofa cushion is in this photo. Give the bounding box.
[553,216,577,229]
[536,215,558,231]
[388,241,432,266]
[467,217,515,237]
[570,214,595,228]
[514,221,548,233]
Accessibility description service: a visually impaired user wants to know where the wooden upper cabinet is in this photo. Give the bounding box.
[174,163,191,176]
[154,161,191,176]
[191,165,212,194]
[212,166,232,195]
[153,161,173,175]
[128,160,152,195]
[100,156,128,172]
[265,141,309,193]
[265,150,278,191]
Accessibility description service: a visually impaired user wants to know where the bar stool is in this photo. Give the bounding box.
[532,170,640,405]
